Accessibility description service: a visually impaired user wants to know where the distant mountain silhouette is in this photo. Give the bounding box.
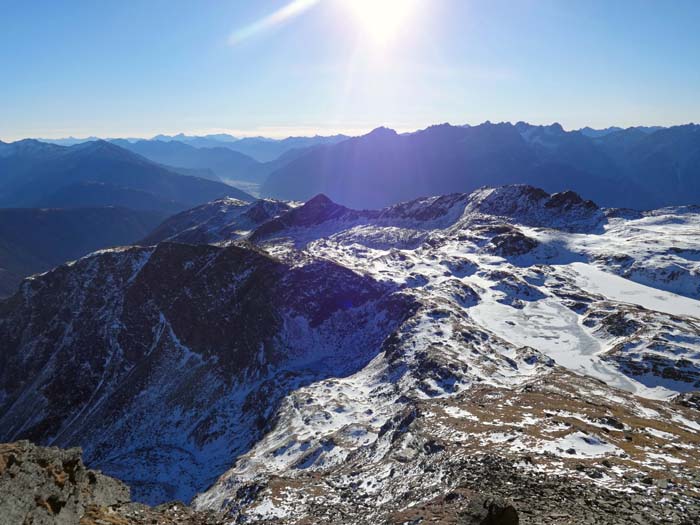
[111,139,263,183]
[577,126,663,138]
[0,139,253,212]
[261,122,700,210]
[145,133,349,162]
[225,135,350,162]
[0,206,166,297]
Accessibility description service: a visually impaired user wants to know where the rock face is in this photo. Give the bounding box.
[1,185,700,524]
[0,441,129,525]
[0,242,415,503]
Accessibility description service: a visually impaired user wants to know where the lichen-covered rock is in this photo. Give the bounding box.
[0,441,129,525]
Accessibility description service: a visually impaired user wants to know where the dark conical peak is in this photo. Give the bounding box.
[249,193,352,240]
[306,193,335,207]
[288,193,351,226]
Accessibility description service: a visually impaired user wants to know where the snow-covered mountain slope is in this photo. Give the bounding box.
[245,186,698,400]
[141,198,293,245]
[0,242,416,504]
[523,205,700,299]
[191,185,700,522]
[1,184,699,523]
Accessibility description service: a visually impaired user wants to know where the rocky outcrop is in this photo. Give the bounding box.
[0,441,227,525]
[673,391,700,411]
[391,489,519,525]
[0,441,129,525]
[485,229,539,257]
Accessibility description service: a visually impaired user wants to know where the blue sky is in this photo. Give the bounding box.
[1,0,699,141]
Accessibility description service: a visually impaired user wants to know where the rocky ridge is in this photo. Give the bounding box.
[1,185,699,523]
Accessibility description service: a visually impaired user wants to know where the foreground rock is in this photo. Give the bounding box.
[1,441,521,525]
[0,441,225,524]
[0,441,129,525]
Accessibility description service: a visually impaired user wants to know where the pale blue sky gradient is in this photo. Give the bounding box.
[1,0,699,140]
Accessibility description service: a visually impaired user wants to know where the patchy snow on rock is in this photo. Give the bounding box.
[3,185,700,523]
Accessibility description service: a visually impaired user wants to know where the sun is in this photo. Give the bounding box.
[341,0,420,46]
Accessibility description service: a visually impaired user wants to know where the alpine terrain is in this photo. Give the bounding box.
[1,185,699,524]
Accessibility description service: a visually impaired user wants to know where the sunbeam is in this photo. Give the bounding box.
[229,0,321,45]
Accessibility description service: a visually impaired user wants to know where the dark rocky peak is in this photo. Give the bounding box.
[250,194,373,241]
[548,122,565,133]
[545,190,598,211]
[514,121,534,133]
[464,185,604,231]
[303,192,335,208]
[283,193,352,224]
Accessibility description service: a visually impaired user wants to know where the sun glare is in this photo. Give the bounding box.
[342,0,420,46]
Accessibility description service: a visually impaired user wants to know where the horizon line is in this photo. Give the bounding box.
[2,120,697,144]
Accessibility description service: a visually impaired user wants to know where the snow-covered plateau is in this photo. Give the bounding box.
[1,185,699,524]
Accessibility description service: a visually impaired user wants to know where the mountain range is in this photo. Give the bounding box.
[0,139,252,211]
[0,138,255,297]
[261,122,700,210]
[3,122,700,522]
[1,185,698,524]
[42,133,350,163]
[29,122,700,211]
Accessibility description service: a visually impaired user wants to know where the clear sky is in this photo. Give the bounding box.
[2,0,699,141]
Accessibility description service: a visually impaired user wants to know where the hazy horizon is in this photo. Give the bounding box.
[3,0,699,142]
[3,119,697,144]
